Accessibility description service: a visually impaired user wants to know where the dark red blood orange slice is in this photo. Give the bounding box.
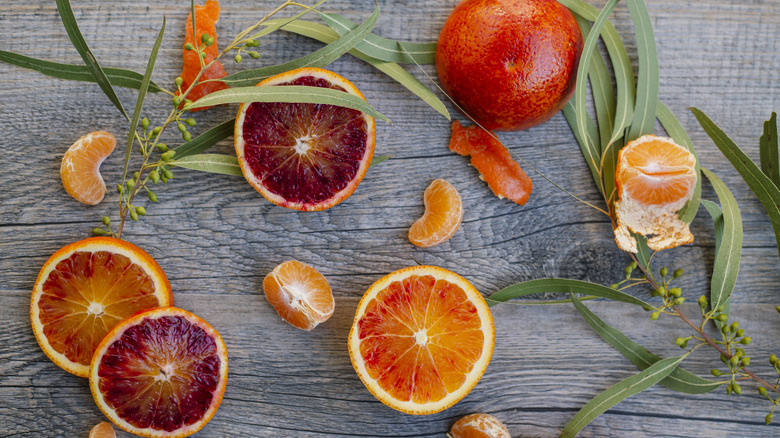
[89,307,228,438]
[234,67,376,211]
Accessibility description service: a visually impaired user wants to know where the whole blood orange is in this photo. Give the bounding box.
[234,67,376,211]
[89,307,228,438]
[348,266,495,415]
[30,237,173,377]
[436,0,583,131]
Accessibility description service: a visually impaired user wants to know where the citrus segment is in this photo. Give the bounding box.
[178,0,228,111]
[263,260,335,330]
[450,413,511,438]
[409,179,463,247]
[31,237,172,377]
[614,135,697,252]
[449,121,532,205]
[60,131,116,205]
[89,422,116,438]
[89,307,228,438]
[348,266,494,415]
[235,67,376,211]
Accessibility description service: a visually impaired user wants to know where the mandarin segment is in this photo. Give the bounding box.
[614,135,697,252]
[262,260,335,331]
[234,67,376,211]
[90,307,228,438]
[30,237,172,377]
[89,422,116,438]
[450,413,511,438]
[178,0,228,110]
[60,131,116,205]
[409,179,464,247]
[449,121,532,205]
[348,266,494,415]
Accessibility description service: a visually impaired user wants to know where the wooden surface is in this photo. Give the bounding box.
[1,0,780,436]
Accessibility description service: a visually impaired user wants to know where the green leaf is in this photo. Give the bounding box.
[632,233,652,271]
[123,19,165,184]
[369,155,390,167]
[56,0,129,119]
[174,118,235,159]
[576,18,615,158]
[316,12,436,64]
[626,0,659,141]
[701,199,729,328]
[700,169,742,317]
[657,101,701,223]
[187,85,390,123]
[692,107,780,259]
[563,101,603,196]
[487,278,651,308]
[262,19,449,119]
[570,0,618,198]
[244,0,329,41]
[0,50,165,93]
[760,112,779,186]
[560,351,684,437]
[221,6,380,87]
[559,0,635,149]
[171,154,242,176]
[571,294,722,394]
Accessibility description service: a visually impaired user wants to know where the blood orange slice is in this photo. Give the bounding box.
[234,67,376,211]
[31,237,172,377]
[60,131,116,205]
[89,307,228,438]
[348,265,495,415]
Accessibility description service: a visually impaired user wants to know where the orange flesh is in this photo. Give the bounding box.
[409,179,463,247]
[38,251,161,369]
[263,261,335,330]
[89,422,115,438]
[356,274,484,404]
[60,131,116,205]
[178,0,228,111]
[449,121,532,205]
[617,137,697,206]
[450,413,510,438]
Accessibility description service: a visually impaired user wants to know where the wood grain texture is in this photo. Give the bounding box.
[1,0,780,436]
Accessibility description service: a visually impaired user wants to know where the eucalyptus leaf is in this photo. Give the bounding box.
[221,6,379,87]
[56,0,129,120]
[262,19,449,119]
[174,118,235,159]
[369,155,390,167]
[701,199,729,328]
[487,278,651,308]
[657,102,701,223]
[692,107,780,259]
[0,51,165,93]
[560,352,684,437]
[563,101,603,196]
[317,12,436,64]
[244,0,328,41]
[760,112,779,186]
[186,85,390,123]
[625,0,659,141]
[171,154,242,176]
[632,233,652,271]
[572,0,617,193]
[571,294,722,394]
[123,19,165,184]
[700,169,742,317]
[575,18,615,158]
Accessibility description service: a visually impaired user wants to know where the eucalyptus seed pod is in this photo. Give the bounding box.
[673,269,683,278]
[162,150,176,161]
[147,190,158,202]
[235,54,243,63]
[673,297,685,305]
[736,329,745,337]
[249,51,261,59]
[740,337,752,345]
[759,386,769,397]
[175,76,184,87]
[766,413,773,426]
[730,356,739,368]
[102,216,110,226]
[117,184,124,194]
[733,382,742,395]
[184,43,194,51]
[141,117,150,130]
[660,267,668,277]
[650,312,660,320]
[177,122,187,133]
[711,369,722,377]
[126,179,135,190]
[163,169,173,180]
[129,208,139,221]
[173,96,182,106]
[156,143,169,152]
[185,118,197,127]
[698,295,707,309]
[742,357,751,366]
[92,228,110,236]
[770,354,778,364]
[136,206,147,216]
[150,170,160,183]
[201,32,210,43]
[183,132,192,142]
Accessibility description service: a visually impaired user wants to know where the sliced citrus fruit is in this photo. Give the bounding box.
[177,0,228,111]
[409,179,463,247]
[348,265,495,415]
[89,421,115,438]
[263,260,335,331]
[449,120,532,205]
[614,134,697,252]
[450,413,511,438]
[234,67,376,211]
[90,307,228,438]
[60,131,116,205]
[30,237,172,377]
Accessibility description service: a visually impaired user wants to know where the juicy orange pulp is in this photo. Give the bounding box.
[450,413,511,438]
[60,131,116,205]
[350,266,494,414]
[178,0,228,110]
[409,179,463,247]
[449,120,532,205]
[263,260,335,331]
